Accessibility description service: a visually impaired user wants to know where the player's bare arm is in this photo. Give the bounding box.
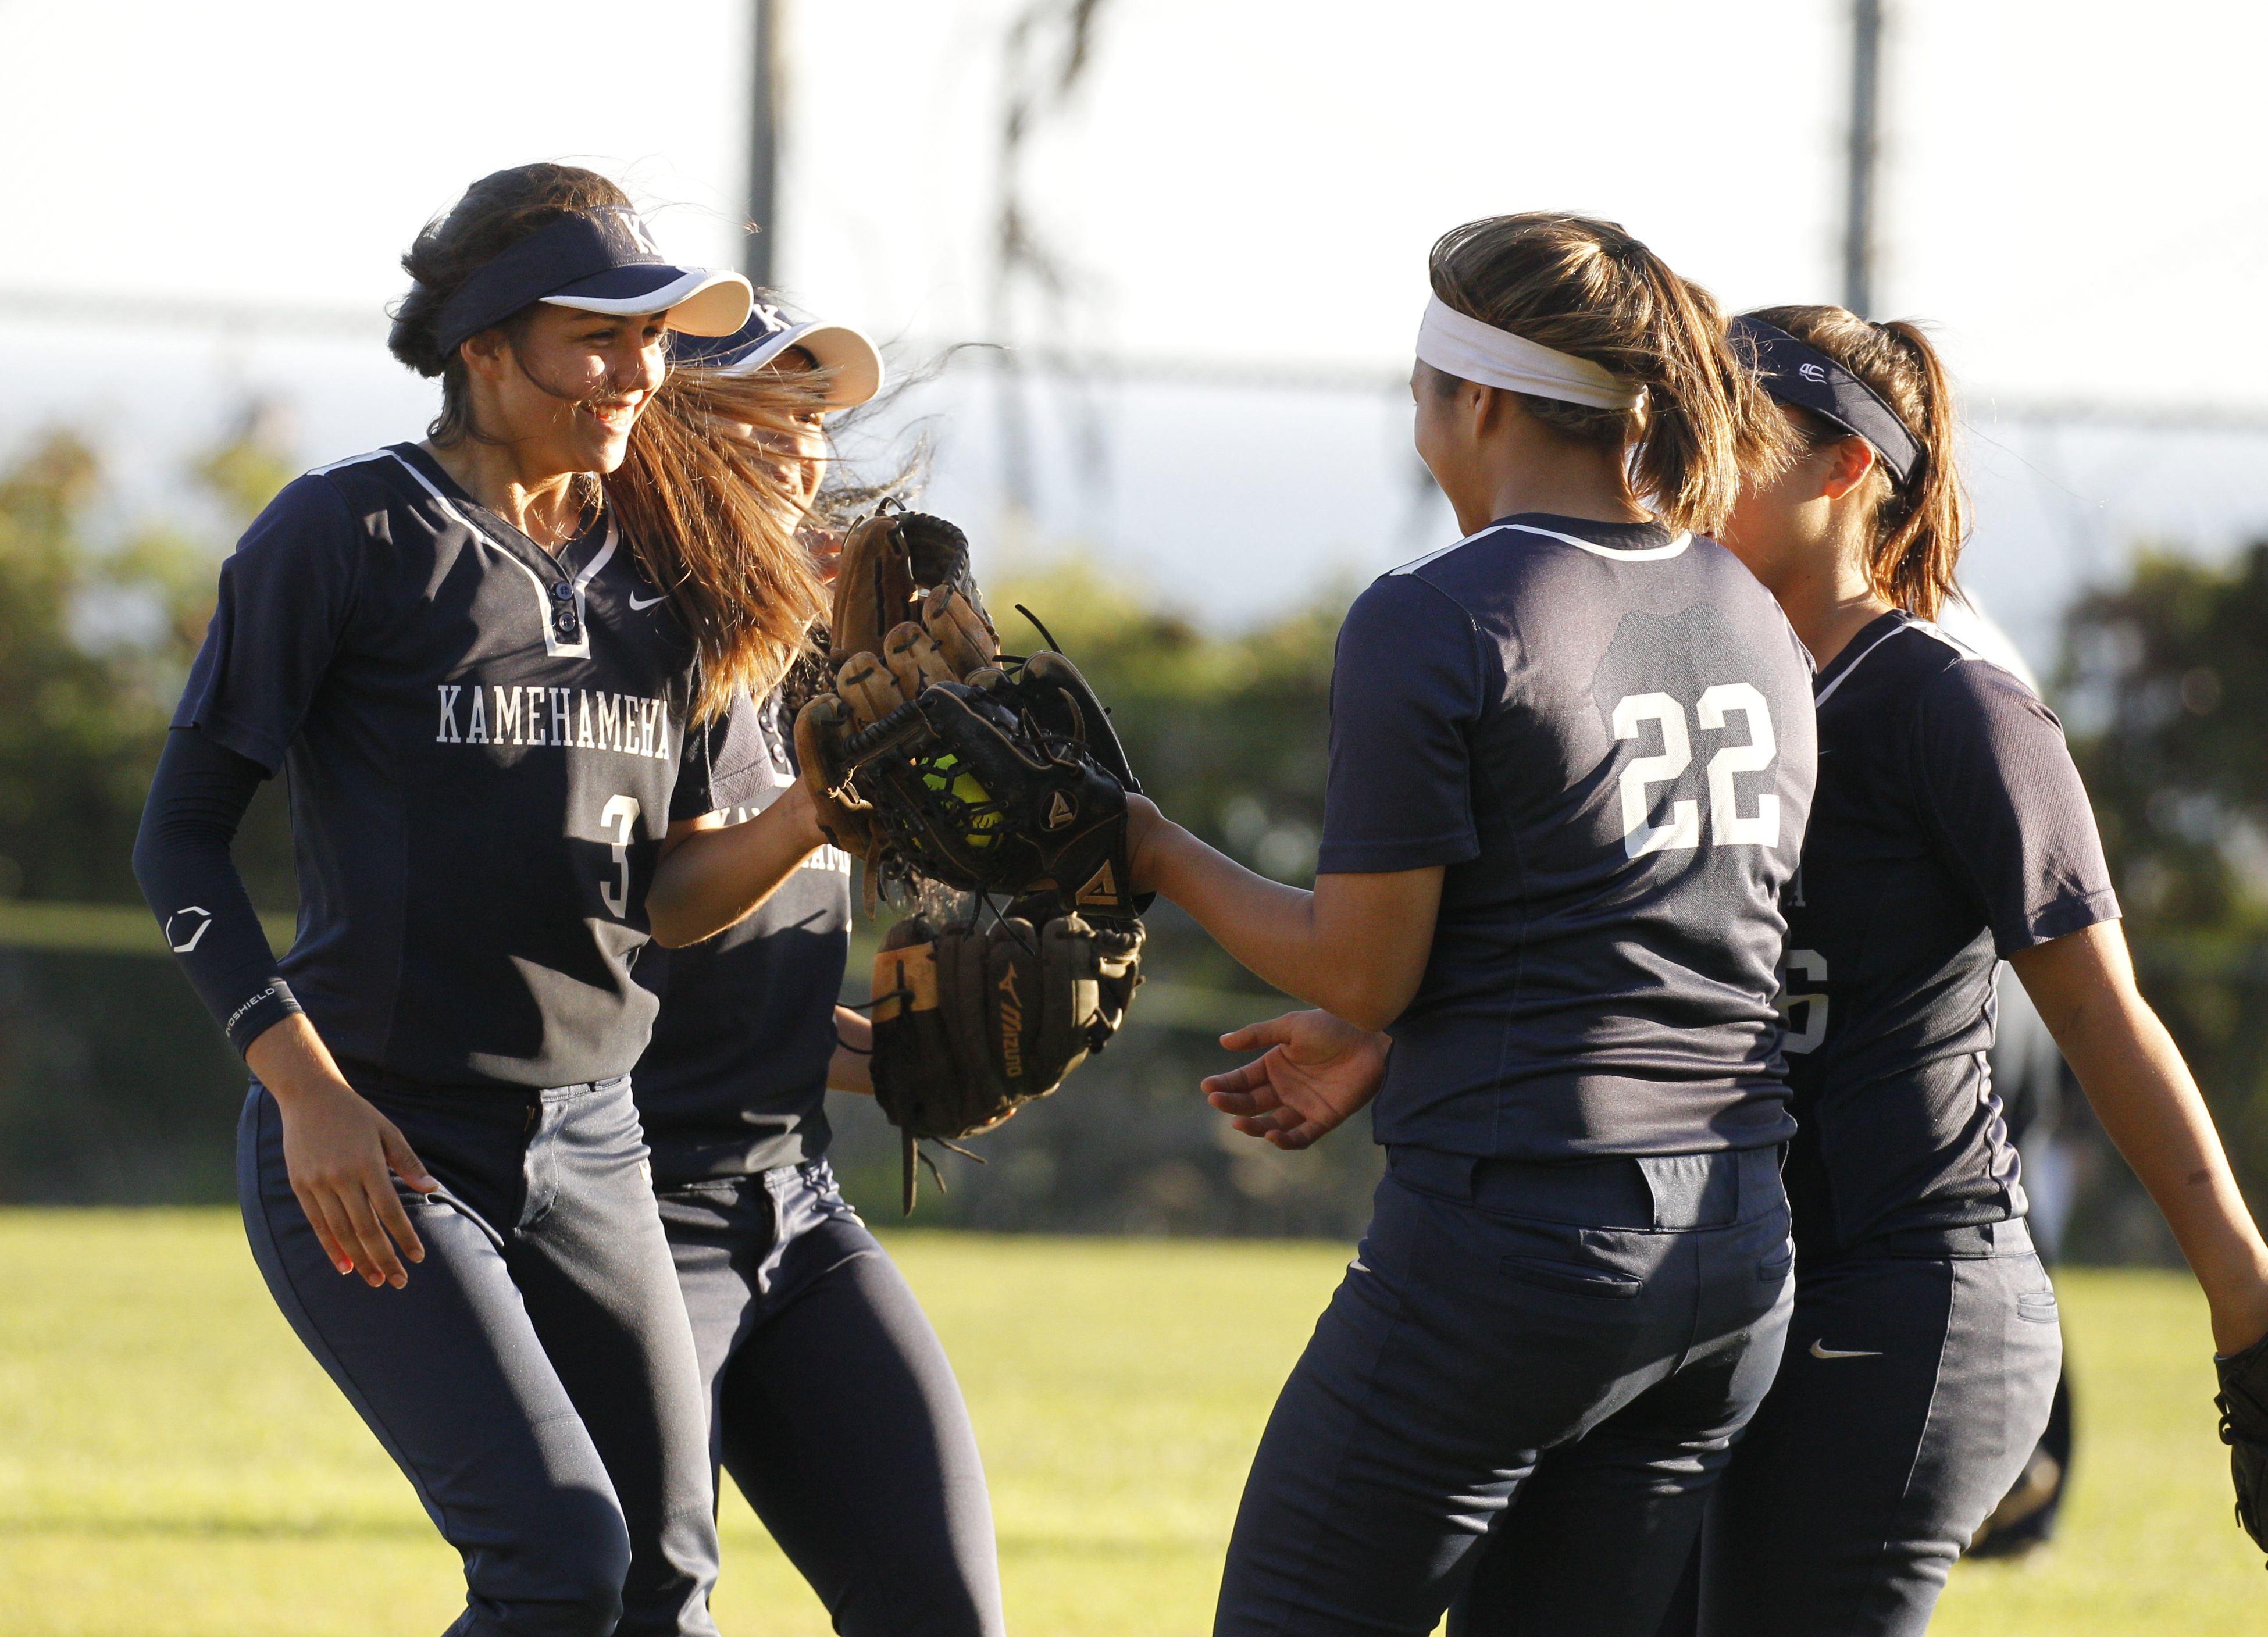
[647,780,828,947]
[1126,800,1440,1031]
[828,1005,875,1095]
[2011,922,2268,1356]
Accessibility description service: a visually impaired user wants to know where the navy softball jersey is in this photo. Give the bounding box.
[633,691,853,1185]
[167,443,722,1090]
[1778,611,2119,1256]
[1321,513,1816,1159]
[1217,512,1815,1637]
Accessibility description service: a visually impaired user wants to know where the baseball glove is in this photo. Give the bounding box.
[2216,1331,2268,1556]
[793,511,1144,918]
[869,899,1144,1211]
[796,507,1150,1208]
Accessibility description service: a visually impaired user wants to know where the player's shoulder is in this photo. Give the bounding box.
[1912,629,2064,748]
[234,462,365,549]
[1353,543,1479,630]
[1895,618,2046,714]
[230,447,436,575]
[297,444,428,512]
[1683,531,1819,633]
[1820,613,1970,697]
[254,445,424,529]
[1823,614,2057,746]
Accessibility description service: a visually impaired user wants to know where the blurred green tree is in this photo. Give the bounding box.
[2062,542,2268,1215]
[0,417,298,1202]
[0,419,295,904]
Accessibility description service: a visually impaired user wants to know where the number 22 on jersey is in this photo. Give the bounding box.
[1611,685,1779,859]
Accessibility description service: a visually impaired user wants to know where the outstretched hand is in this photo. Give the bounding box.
[1202,1010,1390,1150]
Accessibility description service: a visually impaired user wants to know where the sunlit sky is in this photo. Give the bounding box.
[4,1,2265,660]
[9,0,2265,406]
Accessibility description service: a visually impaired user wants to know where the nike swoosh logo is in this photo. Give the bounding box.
[1810,1339,1883,1360]
[627,592,668,610]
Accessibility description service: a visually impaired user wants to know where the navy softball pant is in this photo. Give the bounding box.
[1663,1220,2062,1637]
[238,1078,720,1637]
[655,1161,1005,1637]
[1215,1143,1794,1637]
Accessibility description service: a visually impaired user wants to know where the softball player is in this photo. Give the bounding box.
[1635,308,2268,1635]
[133,164,841,1637]
[1267,308,2268,1635]
[1124,212,1815,1637]
[627,308,1005,1637]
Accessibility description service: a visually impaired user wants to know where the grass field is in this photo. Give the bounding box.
[0,1211,2258,1634]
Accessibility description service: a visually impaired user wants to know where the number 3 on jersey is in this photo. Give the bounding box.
[600,795,641,919]
[1611,685,1779,859]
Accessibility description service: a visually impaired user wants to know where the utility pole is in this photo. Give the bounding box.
[1843,0,1883,316]
[746,0,778,290]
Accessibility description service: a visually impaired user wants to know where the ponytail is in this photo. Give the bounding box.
[1427,213,1785,536]
[1743,305,1967,620]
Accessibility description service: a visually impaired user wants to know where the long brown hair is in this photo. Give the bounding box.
[1744,305,1967,620]
[1427,212,1784,537]
[608,366,830,722]
[388,163,632,445]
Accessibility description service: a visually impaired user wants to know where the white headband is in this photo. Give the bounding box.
[1414,295,1645,412]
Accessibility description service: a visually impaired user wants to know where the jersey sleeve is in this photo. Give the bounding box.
[704,689,794,815]
[668,690,754,822]
[1914,660,2120,955]
[172,474,363,773]
[1316,572,1488,875]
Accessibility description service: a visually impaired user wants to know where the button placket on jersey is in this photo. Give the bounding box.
[548,579,580,641]
[383,448,604,660]
[496,514,588,649]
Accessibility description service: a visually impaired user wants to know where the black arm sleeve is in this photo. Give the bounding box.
[131,726,303,1055]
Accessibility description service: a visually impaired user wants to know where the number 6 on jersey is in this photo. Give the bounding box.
[1612,686,1780,859]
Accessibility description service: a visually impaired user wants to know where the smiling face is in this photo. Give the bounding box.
[459,304,671,477]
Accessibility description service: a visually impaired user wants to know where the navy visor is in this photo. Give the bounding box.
[1732,315,1921,485]
[433,207,751,358]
